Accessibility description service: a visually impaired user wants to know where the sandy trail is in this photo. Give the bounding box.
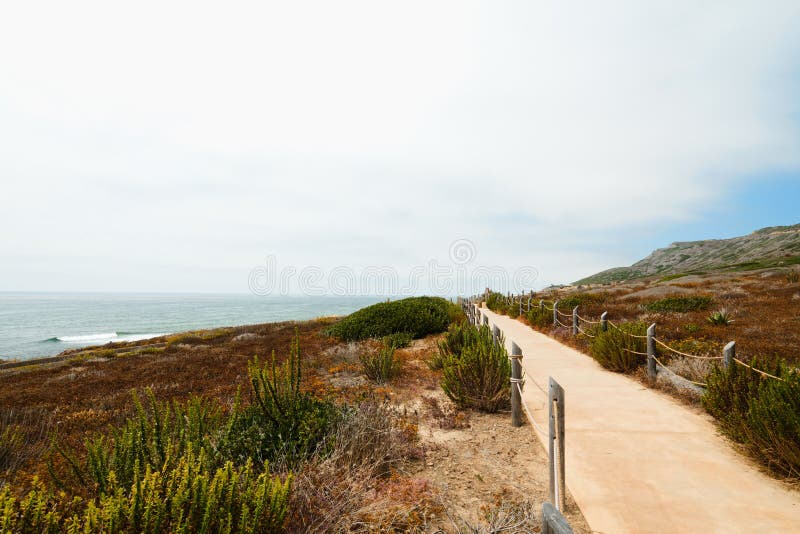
[479,307,800,534]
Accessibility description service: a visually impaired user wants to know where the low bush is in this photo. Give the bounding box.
[745,370,800,477]
[557,292,607,309]
[644,296,713,313]
[704,360,800,477]
[1,451,291,533]
[51,390,225,494]
[526,306,551,328]
[436,322,482,360]
[588,322,647,372]
[382,332,412,349]
[440,325,511,413]
[326,297,457,341]
[360,345,400,384]
[228,334,341,467]
[484,291,507,313]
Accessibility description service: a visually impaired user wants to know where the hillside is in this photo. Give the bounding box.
[576,223,800,285]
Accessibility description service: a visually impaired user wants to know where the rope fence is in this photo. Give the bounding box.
[463,293,787,390]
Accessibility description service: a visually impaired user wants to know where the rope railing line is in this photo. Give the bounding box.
[575,325,596,338]
[652,337,724,360]
[516,383,547,436]
[733,358,785,382]
[607,321,649,339]
[622,348,648,356]
[555,309,572,318]
[651,354,708,388]
[554,318,571,329]
[576,314,601,324]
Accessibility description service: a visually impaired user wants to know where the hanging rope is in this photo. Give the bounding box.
[652,337,723,360]
[516,383,547,436]
[733,358,785,381]
[576,313,600,324]
[651,354,708,388]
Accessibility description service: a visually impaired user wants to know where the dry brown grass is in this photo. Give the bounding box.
[540,268,800,365]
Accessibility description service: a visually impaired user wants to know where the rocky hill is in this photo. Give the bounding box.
[575,223,800,285]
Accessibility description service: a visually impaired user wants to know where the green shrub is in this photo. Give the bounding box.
[485,292,506,313]
[745,370,800,477]
[588,322,647,372]
[704,359,800,477]
[360,345,400,384]
[644,296,713,313]
[432,322,483,370]
[325,297,456,341]
[786,271,799,284]
[507,303,520,318]
[557,293,606,309]
[229,333,341,466]
[707,309,733,325]
[382,332,413,349]
[51,390,224,495]
[1,450,291,533]
[704,359,783,441]
[526,307,551,328]
[440,325,511,413]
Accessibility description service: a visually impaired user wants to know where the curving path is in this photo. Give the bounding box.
[479,307,800,534]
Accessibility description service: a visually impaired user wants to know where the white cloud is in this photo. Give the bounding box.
[1,1,799,292]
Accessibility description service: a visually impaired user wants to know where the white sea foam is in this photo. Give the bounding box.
[57,333,117,343]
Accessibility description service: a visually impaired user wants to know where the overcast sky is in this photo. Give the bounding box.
[2,1,799,294]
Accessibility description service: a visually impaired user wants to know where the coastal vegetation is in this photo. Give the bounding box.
[325,296,459,341]
[1,301,589,532]
[437,324,511,413]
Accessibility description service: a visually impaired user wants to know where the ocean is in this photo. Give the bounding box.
[0,292,386,361]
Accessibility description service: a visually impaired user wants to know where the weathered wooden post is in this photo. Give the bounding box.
[542,502,573,534]
[723,341,735,369]
[540,299,545,313]
[647,323,657,381]
[553,300,559,327]
[572,306,578,335]
[492,325,501,347]
[483,314,489,327]
[600,311,608,332]
[510,341,523,427]
[527,296,532,312]
[549,377,566,512]
[519,298,523,316]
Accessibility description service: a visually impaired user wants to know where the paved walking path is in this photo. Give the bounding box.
[479,308,800,534]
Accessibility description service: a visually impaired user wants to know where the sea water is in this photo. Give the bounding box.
[0,292,384,361]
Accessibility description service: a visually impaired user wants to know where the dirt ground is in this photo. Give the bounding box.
[415,399,590,532]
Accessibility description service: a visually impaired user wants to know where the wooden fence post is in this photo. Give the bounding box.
[553,300,559,327]
[492,325,501,347]
[511,342,523,427]
[519,298,523,317]
[647,323,657,381]
[723,341,735,369]
[549,377,566,512]
[572,306,578,336]
[600,311,608,332]
[540,299,545,313]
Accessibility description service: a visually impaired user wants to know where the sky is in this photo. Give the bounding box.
[1,1,799,295]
